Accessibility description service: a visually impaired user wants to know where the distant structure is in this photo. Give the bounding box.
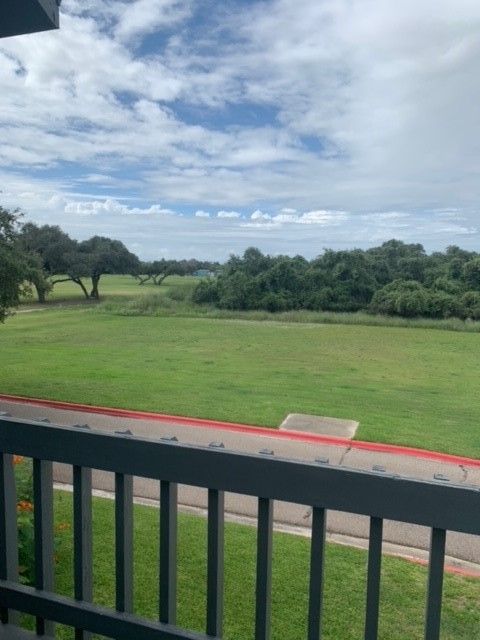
[1,0,60,39]
[193,269,216,278]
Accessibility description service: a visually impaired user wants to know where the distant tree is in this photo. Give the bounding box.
[21,251,52,303]
[432,276,462,296]
[79,236,140,299]
[192,279,219,305]
[368,280,456,318]
[135,258,220,286]
[134,261,156,285]
[462,258,480,291]
[447,257,465,280]
[367,240,426,282]
[369,280,426,317]
[134,259,185,286]
[19,223,80,301]
[0,207,28,322]
[237,247,273,277]
[216,270,261,310]
[459,291,480,320]
[19,224,76,274]
[309,249,377,311]
[191,242,480,319]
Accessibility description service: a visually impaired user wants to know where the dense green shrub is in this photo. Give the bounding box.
[370,281,427,317]
[191,241,480,319]
[460,291,480,319]
[14,457,68,585]
[192,280,219,305]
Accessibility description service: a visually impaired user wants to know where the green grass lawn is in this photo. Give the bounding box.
[28,491,474,640]
[1,306,480,457]
[20,274,196,305]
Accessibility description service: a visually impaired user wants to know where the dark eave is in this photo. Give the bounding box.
[0,0,61,39]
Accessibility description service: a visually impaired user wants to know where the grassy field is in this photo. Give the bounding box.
[29,491,476,640]
[1,303,480,457]
[20,274,193,305]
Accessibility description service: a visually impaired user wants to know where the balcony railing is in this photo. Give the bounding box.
[0,415,479,640]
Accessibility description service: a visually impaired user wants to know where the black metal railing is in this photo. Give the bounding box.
[0,415,479,640]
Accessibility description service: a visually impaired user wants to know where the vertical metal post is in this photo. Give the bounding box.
[364,517,383,640]
[0,453,19,625]
[255,497,273,640]
[207,489,225,637]
[159,480,178,625]
[73,465,93,640]
[115,473,134,614]
[33,458,55,636]
[308,507,326,640]
[424,528,446,640]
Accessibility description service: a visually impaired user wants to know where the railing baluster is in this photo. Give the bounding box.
[33,458,55,636]
[0,453,19,625]
[308,507,326,640]
[255,497,273,640]
[424,528,446,640]
[159,480,178,625]
[115,473,133,614]
[207,489,225,637]
[364,517,383,640]
[73,465,93,640]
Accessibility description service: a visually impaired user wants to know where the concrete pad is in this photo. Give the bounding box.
[280,413,359,438]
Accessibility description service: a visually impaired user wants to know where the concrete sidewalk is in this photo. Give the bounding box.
[1,398,479,576]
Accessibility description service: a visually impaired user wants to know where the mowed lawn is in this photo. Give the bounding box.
[1,307,480,458]
[20,274,193,304]
[41,491,478,640]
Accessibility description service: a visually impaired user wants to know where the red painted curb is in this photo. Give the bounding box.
[405,556,480,580]
[1,393,480,468]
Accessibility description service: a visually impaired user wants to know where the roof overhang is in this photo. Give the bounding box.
[0,0,60,39]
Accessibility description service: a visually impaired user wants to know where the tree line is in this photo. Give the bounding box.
[0,207,217,321]
[3,205,480,322]
[193,243,480,319]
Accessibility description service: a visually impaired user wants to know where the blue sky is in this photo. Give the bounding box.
[0,0,479,260]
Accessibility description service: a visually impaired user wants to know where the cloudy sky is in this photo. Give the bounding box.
[1,0,479,260]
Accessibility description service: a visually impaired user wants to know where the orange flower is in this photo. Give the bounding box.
[13,455,24,465]
[55,522,70,532]
[17,500,33,513]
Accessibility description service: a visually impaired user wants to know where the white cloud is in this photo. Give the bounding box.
[247,209,347,227]
[80,174,116,185]
[114,0,192,43]
[251,209,271,220]
[64,199,175,217]
[361,212,411,221]
[1,0,480,255]
[217,210,241,218]
[297,210,347,225]
[2,172,479,260]
[434,225,478,236]
[195,210,210,217]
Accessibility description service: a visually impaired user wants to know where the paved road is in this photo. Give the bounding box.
[1,398,479,574]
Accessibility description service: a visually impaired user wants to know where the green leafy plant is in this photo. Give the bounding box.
[14,456,68,584]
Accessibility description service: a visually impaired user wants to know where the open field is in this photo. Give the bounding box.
[20,274,195,305]
[29,491,478,640]
[1,304,480,458]
[19,274,480,332]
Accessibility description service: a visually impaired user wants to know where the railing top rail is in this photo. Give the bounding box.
[1,416,479,534]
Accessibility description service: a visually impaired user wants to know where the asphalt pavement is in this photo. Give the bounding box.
[1,397,479,576]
